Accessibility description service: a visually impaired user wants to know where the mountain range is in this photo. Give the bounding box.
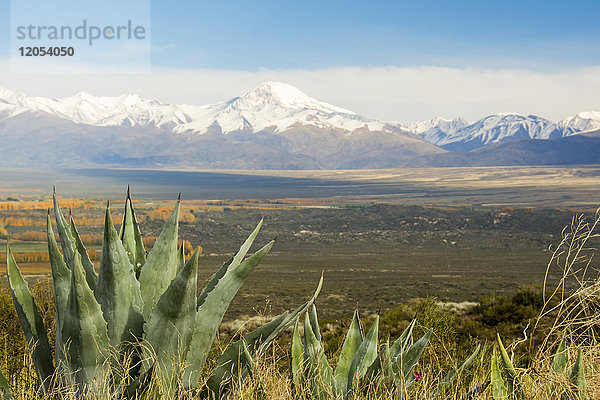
[0,82,598,169]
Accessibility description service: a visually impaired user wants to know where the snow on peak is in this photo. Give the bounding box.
[496,112,521,117]
[406,116,468,134]
[1,83,598,145]
[234,82,356,114]
[559,111,600,133]
[180,82,382,134]
[431,113,565,149]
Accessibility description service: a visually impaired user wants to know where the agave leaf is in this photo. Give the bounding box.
[390,319,416,357]
[207,312,289,397]
[259,273,323,350]
[53,191,76,265]
[551,335,568,376]
[381,341,394,384]
[6,245,55,390]
[569,349,588,400]
[69,217,97,291]
[206,274,324,397]
[138,199,180,320]
[291,319,304,391]
[310,304,322,341]
[304,311,334,398]
[491,347,508,400]
[347,316,379,395]
[207,276,323,397]
[363,319,415,388]
[141,248,199,397]
[432,344,481,395]
[61,250,110,392]
[393,328,432,389]
[333,309,364,396]
[205,276,325,396]
[363,339,394,388]
[119,189,146,274]
[177,243,185,274]
[182,221,271,389]
[197,256,232,308]
[240,339,255,377]
[196,219,263,309]
[496,334,522,398]
[47,213,71,367]
[95,206,144,349]
[0,367,12,400]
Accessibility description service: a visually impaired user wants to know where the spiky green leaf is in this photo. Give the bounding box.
[364,319,416,388]
[53,192,76,265]
[207,312,289,397]
[61,251,110,392]
[206,274,323,397]
[47,213,71,367]
[347,316,379,394]
[183,220,270,389]
[394,328,432,389]
[6,245,54,390]
[70,217,97,291]
[496,334,522,398]
[142,248,199,397]
[138,200,180,319]
[208,272,324,396]
[551,335,568,376]
[433,345,481,395]
[491,347,508,400]
[260,273,323,349]
[196,219,263,309]
[95,206,144,349]
[291,319,304,391]
[310,304,322,342]
[304,311,333,398]
[390,319,416,357]
[570,349,588,400]
[119,190,146,274]
[334,309,363,396]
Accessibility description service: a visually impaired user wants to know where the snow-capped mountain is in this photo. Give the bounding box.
[0,82,599,168]
[430,113,568,151]
[0,82,403,135]
[558,112,600,133]
[408,117,469,145]
[0,83,446,169]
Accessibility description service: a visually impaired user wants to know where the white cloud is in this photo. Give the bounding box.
[0,60,598,122]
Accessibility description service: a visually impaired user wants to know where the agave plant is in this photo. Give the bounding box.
[491,334,588,400]
[290,305,480,399]
[4,188,321,398]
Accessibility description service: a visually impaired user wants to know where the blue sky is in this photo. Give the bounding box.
[151,0,599,69]
[0,0,598,122]
[1,0,599,70]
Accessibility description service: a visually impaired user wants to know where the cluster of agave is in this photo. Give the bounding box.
[290,305,480,399]
[291,306,588,400]
[490,335,588,400]
[0,189,322,398]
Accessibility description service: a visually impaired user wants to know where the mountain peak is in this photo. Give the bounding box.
[243,82,308,103]
[236,81,355,114]
[495,112,522,117]
[559,111,600,133]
